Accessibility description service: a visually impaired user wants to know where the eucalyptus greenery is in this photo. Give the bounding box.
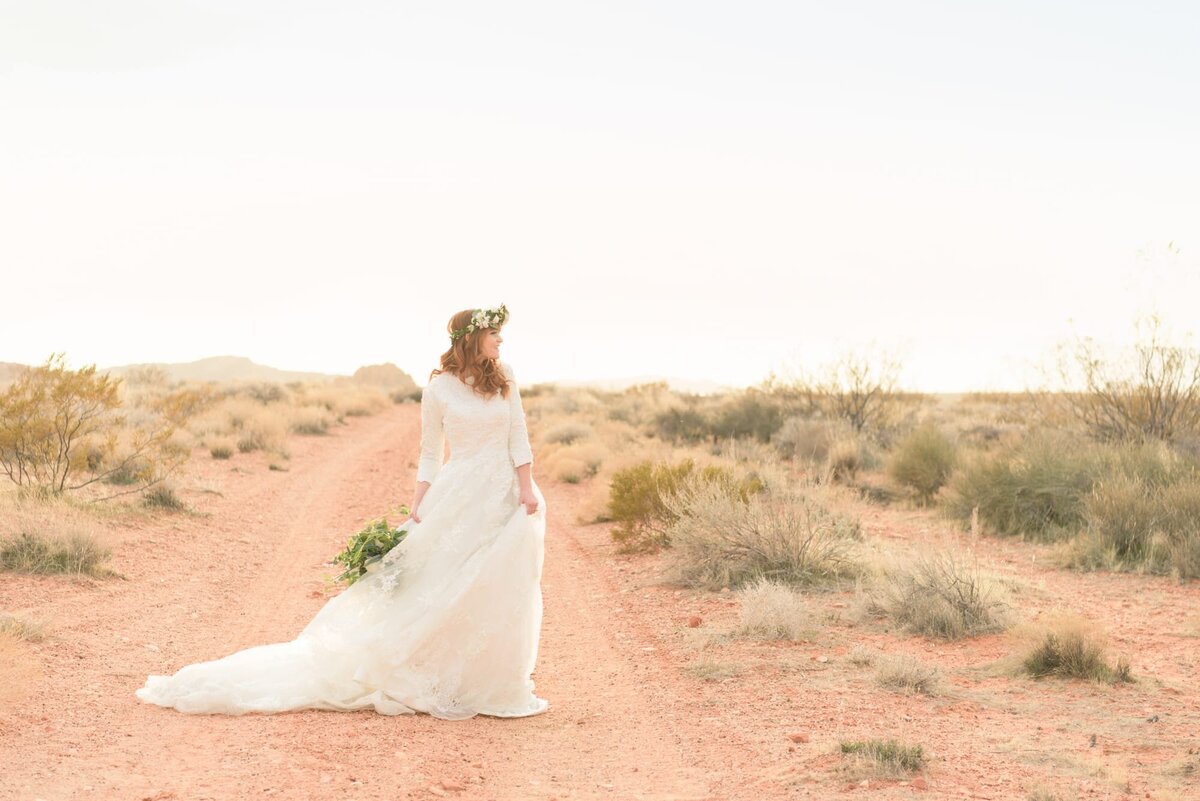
[332,509,410,586]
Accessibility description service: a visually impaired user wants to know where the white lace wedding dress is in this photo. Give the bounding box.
[135,362,549,719]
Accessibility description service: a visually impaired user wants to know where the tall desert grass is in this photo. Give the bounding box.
[0,495,112,576]
[662,478,861,590]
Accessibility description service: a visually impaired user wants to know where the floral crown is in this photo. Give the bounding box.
[450,303,509,342]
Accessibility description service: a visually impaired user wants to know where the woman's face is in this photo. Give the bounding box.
[479,326,503,360]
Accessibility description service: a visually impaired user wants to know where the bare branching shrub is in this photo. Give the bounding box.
[662,479,861,590]
[811,348,905,434]
[1069,473,1200,579]
[1054,315,1200,443]
[0,354,197,496]
[888,423,958,504]
[873,654,941,695]
[863,551,1012,639]
[734,576,811,640]
[1017,616,1133,684]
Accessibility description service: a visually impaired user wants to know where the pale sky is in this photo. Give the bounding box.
[2,1,1198,391]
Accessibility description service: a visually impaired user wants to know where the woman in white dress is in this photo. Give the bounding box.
[136,304,550,719]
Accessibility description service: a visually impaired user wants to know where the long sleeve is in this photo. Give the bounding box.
[504,363,533,470]
[416,381,445,484]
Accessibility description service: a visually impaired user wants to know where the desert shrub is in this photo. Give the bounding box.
[888,423,957,504]
[873,654,941,695]
[392,387,423,404]
[0,531,111,576]
[0,354,193,495]
[734,576,811,640]
[708,390,786,443]
[1069,474,1200,579]
[1020,622,1133,684]
[142,485,186,511]
[653,405,711,443]
[863,551,1011,640]
[541,421,593,445]
[948,433,1192,542]
[839,739,925,776]
[662,480,861,589]
[289,406,332,435]
[772,417,837,462]
[606,458,764,552]
[0,614,45,642]
[209,440,234,460]
[946,433,1100,541]
[826,437,865,482]
[234,412,287,454]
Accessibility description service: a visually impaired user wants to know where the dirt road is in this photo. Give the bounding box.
[0,405,745,801]
[7,404,1197,800]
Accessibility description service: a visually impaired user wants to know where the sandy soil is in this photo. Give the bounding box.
[1,404,1198,800]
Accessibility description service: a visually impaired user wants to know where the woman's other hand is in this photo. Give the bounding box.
[519,487,539,516]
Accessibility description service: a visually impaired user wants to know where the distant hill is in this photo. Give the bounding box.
[348,363,418,393]
[104,356,340,385]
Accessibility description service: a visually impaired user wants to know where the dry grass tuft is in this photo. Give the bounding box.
[684,656,741,682]
[873,653,941,695]
[860,550,1012,640]
[0,497,113,576]
[839,738,926,777]
[1013,614,1134,685]
[734,576,811,640]
[0,613,47,642]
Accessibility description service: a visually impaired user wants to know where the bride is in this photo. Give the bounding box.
[136,304,550,719]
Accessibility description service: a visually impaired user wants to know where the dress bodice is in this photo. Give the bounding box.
[417,362,533,483]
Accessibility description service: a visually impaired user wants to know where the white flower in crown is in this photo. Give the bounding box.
[450,303,509,341]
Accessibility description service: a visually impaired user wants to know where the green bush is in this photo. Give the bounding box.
[653,406,711,444]
[946,434,1104,541]
[708,391,785,443]
[948,434,1193,542]
[1022,630,1133,684]
[606,459,763,552]
[888,423,957,504]
[1069,474,1200,579]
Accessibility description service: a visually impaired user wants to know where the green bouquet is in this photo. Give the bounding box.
[332,508,411,586]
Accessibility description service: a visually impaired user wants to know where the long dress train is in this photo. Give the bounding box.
[135,362,549,719]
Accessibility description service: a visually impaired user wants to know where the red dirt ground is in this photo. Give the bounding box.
[1,404,1197,800]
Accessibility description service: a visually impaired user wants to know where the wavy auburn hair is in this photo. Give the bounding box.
[430,308,511,399]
